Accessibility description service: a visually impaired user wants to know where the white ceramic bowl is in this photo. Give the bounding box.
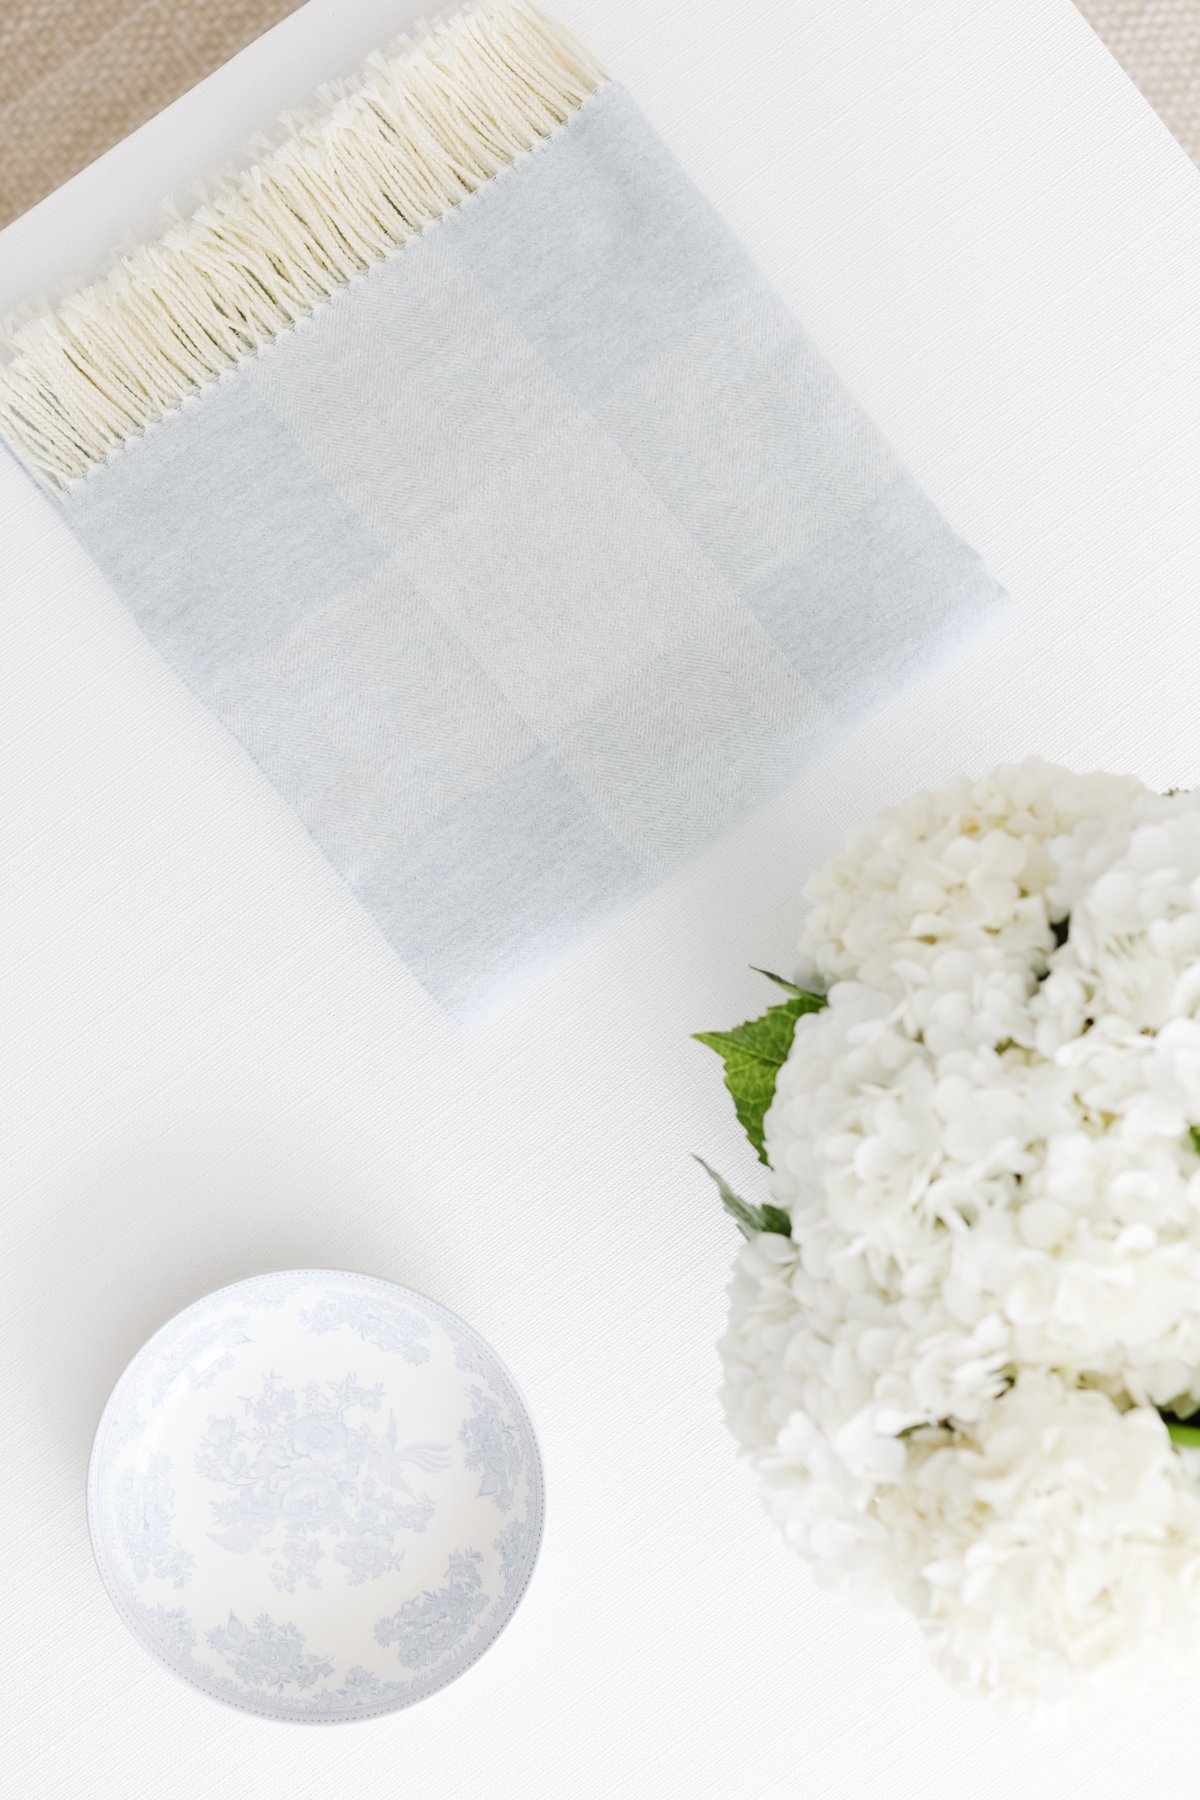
[87,1270,543,1722]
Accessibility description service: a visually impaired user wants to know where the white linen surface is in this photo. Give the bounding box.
[4,1,1200,1796]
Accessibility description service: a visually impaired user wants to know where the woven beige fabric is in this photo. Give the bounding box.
[1076,1,1200,161]
[0,0,302,226]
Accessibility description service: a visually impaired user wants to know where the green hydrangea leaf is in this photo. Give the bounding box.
[750,967,811,996]
[693,1158,791,1238]
[1165,1411,1200,1448]
[693,978,825,1164]
[1191,1126,1200,1156]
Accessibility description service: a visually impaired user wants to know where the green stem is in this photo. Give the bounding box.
[1166,1421,1200,1448]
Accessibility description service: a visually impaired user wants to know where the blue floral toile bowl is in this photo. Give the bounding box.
[87,1270,544,1723]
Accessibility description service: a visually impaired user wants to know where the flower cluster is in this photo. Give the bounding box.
[719,761,1200,1706]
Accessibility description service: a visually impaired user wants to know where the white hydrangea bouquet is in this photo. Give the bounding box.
[696,761,1200,1710]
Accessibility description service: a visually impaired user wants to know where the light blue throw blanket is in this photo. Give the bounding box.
[0,4,1003,1015]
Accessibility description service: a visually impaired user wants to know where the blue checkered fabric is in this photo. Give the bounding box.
[62,86,1003,1015]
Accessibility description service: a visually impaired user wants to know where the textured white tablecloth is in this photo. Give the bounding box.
[4,3,1200,1795]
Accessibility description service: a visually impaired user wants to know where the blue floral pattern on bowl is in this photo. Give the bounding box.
[115,1456,193,1587]
[375,1549,489,1669]
[87,1271,543,1723]
[196,1370,447,1592]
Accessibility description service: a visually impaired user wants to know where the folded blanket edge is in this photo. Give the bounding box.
[0,0,606,495]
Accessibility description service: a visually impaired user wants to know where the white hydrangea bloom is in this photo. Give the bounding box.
[719,761,1200,1707]
[800,761,1144,992]
[902,1375,1200,1708]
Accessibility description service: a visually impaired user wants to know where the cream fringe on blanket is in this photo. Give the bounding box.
[0,1,605,494]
